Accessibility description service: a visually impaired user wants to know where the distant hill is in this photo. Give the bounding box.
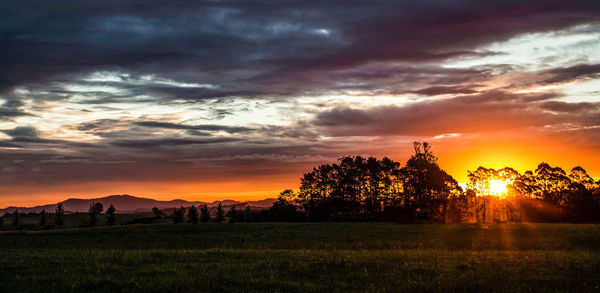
[0,195,276,215]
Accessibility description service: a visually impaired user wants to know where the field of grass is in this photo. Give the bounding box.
[1,223,600,292]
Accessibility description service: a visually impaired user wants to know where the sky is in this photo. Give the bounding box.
[1,0,600,207]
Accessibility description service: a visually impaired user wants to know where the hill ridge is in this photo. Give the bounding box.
[0,194,276,215]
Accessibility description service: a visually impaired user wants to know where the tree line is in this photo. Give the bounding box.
[266,141,600,223]
[3,141,599,228]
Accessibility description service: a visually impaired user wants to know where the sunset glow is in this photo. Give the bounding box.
[488,180,510,197]
[1,1,600,207]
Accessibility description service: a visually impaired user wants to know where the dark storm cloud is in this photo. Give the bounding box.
[409,85,479,96]
[1,0,599,99]
[134,121,254,133]
[3,126,39,138]
[111,137,243,148]
[540,64,600,85]
[0,107,31,120]
[539,101,600,113]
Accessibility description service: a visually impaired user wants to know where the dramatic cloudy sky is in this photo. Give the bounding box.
[1,0,600,206]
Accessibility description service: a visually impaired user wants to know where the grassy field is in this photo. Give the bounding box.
[1,223,600,292]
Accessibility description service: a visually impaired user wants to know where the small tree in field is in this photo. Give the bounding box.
[39,209,47,227]
[200,204,210,222]
[12,209,21,228]
[0,214,4,227]
[216,202,224,223]
[55,202,65,227]
[226,206,238,223]
[88,202,104,226]
[188,205,198,224]
[106,204,116,226]
[172,207,184,224]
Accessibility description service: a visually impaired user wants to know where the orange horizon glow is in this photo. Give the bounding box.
[3,138,600,208]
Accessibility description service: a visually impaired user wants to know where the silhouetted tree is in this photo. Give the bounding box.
[55,202,65,227]
[200,204,210,222]
[298,155,403,221]
[152,207,164,219]
[565,166,600,222]
[106,204,116,226]
[244,206,253,222]
[88,202,104,226]
[226,206,238,223]
[0,214,4,227]
[12,209,21,228]
[39,209,47,227]
[215,202,224,223]
[400,142,462,222]
[187,205,199,224]
[268,192,303,222]
[172,207,185,224]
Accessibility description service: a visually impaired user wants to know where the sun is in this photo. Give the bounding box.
[489,179,509,196]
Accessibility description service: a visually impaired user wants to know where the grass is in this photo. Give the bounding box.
[1,223,600,292]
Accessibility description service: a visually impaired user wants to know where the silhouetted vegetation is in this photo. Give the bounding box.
[262,142,463,223]
[88,202,104,226]
[243,206,253,222]
[187,205,198,224]
[106,205,116,226]
[259,141,600,223]
[215,202,224,223]
[226,205,238,223]
[55,202,65,226]
[4,142,600,230]
[12,209,21,228]
[200,204,210,222]
[152,207,164,219]
[39,209,47,227]
[466,163,600,223]
[172,207,185,224]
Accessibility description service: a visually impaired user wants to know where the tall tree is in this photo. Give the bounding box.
[88,202,104,226]
[55,202,65,227]
[187,205,199,224]
[172,207,184,224]
[535,163,571,206]
[401,142,462,222]
[215,202,224,223]
[106,204,116,226]
[244,206,253,222]
[200,204,210,222]
[12,209,21,228]
[298,155,403,221]
[226,206,237,223]
[569,166,596,191]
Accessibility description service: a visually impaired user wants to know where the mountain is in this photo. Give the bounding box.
[0,195,277,215]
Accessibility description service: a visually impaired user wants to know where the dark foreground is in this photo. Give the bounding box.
[1,223,600,292]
